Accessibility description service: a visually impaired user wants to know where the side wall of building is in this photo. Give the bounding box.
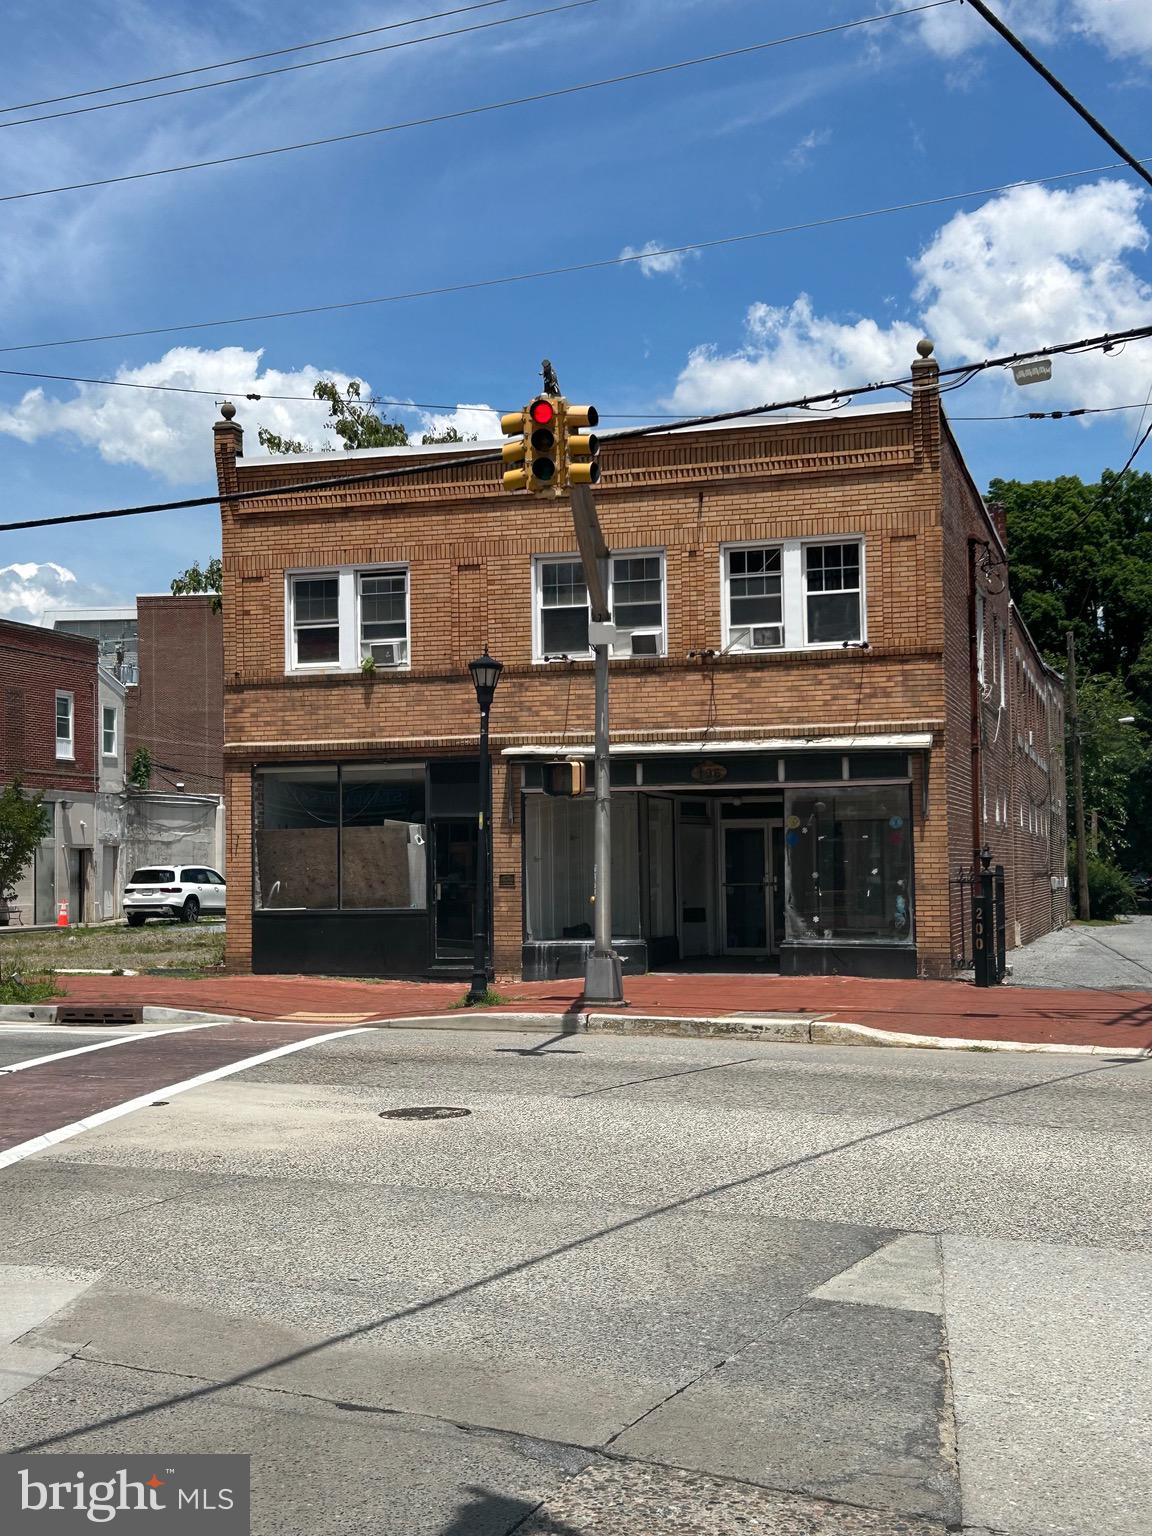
[126,595,223,795]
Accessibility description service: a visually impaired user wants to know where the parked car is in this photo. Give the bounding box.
[123,865,226,926]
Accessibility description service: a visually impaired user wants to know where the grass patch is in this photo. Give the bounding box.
[449,988,511,1009]
[0,971,59,1005]
[0,922,225,975]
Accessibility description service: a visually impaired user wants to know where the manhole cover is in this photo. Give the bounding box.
[378,1106,471,1121]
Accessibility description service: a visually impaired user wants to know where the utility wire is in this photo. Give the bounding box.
[0,0,521,115]
[0,2,956,206]
[0,0,605,132]
[1117,420,1152,477]
[1,151,1145,356]
[962,0,1152,192]
[2,363,1150,426]
[2,323,1147,533]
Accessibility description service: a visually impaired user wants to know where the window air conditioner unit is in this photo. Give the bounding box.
[629,632,660,657]
[369,640,408,667]
[751,625,783,648]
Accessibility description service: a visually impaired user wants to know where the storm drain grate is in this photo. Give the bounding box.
[55,1006,143,1027]
[378,1106,471,1121]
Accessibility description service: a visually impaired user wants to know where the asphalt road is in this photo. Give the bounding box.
[1,1024,1148,1535]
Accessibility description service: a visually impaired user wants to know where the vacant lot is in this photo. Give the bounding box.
[0,920,225,975]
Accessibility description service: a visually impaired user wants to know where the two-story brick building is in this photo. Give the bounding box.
[213,344,1067,982]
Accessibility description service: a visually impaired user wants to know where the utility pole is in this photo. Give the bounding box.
[1066,630,1090,921]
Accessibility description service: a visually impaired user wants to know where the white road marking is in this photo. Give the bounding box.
[0,1021,226,1075]
[0,1027,369,1170]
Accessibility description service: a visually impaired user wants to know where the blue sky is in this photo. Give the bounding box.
[1,0,1150,619]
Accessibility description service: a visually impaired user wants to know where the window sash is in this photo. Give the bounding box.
[102,706,117,756]
[724,540,864,650]
[535,553,665,659]
[291,575,340,667]
[55,692,73,757]
[358,570,408,653]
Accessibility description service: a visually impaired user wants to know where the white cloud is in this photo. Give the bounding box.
[785,127,832,169]
[0,561,121,624]
[901,0,1152,61]
[619,240,699,280]
[0,347,373,483]
[667,179,1152,413]
[414,403,501,443]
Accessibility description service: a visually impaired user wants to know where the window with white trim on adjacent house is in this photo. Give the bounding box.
[975,588,986,685]
[55,690,74,760]
[723,539,864,651]
[102,704,117,758]
[534,552,666,660]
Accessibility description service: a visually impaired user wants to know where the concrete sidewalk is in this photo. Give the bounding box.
[18,969,1152,1051]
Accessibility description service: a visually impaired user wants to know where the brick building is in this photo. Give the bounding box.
[213,344,1067,981]
[0,617,129,925]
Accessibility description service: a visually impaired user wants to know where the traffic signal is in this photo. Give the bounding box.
[542,758,587,797]
[566,404,601,485]
[501,409,529,492]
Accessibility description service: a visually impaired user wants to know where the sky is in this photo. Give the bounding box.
[1,0,1151,621]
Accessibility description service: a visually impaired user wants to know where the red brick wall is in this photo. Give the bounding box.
[125,596,223,794]
[0,618,97,792]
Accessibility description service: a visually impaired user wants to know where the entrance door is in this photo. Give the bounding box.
[722,823,770,954]
[432,819,477,963]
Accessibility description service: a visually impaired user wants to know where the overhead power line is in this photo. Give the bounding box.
[1118,420,1152,477]
[0,2,955,205]
[2,323,1148,534]
[0,0,605,132]
[963,0,1152,193]
[0,0,521,114]
[2,363,1150,426]
[1,150,1145,357]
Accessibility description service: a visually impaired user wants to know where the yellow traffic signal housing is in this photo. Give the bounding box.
[542,758,587,797]
[566,404,601,486]
[501,410,529,492]
[501,398,564,493]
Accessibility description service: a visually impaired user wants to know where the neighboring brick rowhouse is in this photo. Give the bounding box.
[125,595,223,794]
[0,618,98,791]
[213,352,1066,978]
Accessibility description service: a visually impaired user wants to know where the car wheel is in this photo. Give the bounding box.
[180,896,200,924]
[126,913,146,927]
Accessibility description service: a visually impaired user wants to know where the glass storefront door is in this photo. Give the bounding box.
[433,819,477,962]
[722,823,770,953]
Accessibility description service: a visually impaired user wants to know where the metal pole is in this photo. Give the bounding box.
[583,551,624,1004]
[468,702,491,1004]
[1066,630,1090,920]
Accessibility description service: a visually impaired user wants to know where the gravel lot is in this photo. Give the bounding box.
[1007,916,1152,990]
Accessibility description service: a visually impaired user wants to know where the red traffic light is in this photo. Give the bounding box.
[530,399,555,426]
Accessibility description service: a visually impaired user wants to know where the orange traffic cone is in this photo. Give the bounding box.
[56,900,69,927]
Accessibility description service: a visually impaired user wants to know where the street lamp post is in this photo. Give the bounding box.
[467,650,503,1006]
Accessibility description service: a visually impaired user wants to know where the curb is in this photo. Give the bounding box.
[0,1004,1146,1057]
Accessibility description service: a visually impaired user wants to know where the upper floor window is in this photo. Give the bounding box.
[286,566,409,672]
[55,690,74,760]
[533,552,666,660]
[723,539,864,651]
[102,704,118,758]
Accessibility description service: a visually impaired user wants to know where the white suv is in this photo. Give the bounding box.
[123,865,226,926]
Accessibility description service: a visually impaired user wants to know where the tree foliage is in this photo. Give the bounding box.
[0,778,50,905]
[991,469,1152,870]
[128,746,153,791]
[170,557,222,613]
[258,380,408,454]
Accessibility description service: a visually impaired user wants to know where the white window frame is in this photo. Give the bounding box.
[531,550,666,662]
[102,704,118,759]
[285,565,410,674]
[55,690,74,761]
[721,538,867,653]
[356,566,410,670]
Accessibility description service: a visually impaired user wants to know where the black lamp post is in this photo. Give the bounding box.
[467,649,503,1004]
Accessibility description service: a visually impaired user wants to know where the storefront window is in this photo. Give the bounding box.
[524,795,639,940]
[784,786,912,944]
[340,765,426,909]
[255,767,339,909]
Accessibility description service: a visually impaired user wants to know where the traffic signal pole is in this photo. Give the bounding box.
[571,485,624,1004]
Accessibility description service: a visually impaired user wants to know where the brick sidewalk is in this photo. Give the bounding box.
[35,971,1152,1050]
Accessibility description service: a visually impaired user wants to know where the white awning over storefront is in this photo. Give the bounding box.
[503,734,933,757]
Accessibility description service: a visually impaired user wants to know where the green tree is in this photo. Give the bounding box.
[128,746,153,791]
[170,557,222,613]
[0,778,50,913]
[258,380,409,454]
[990,468,1152,870]
[421,425,477,445]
